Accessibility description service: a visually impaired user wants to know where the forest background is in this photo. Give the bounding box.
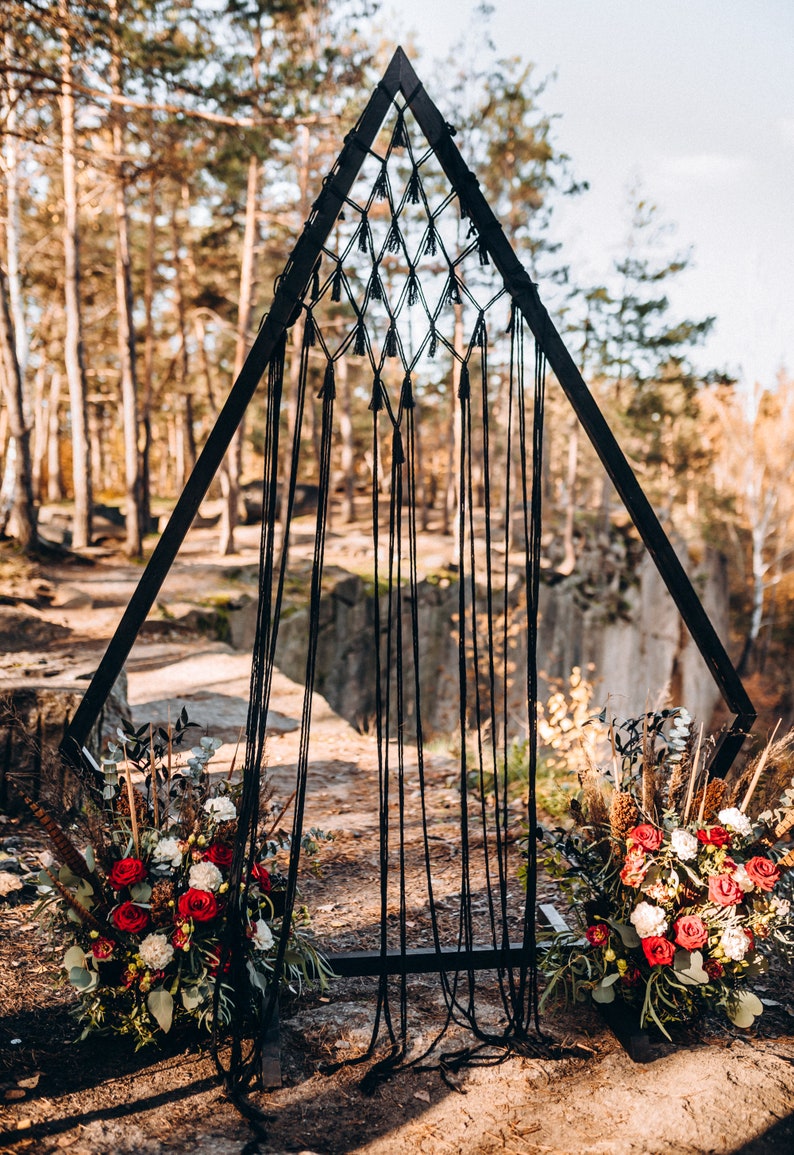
[0,0,792,735]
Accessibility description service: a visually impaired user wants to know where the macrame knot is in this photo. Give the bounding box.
[446,269,462,306]
[458,360,471,401]
[373,162,389,201]
[473,312,487,349]
[369,373,384,412]
[331,264,343,303]
[310,262,321,300]
[392,427,405,466]
[391,108,409,150]
[370,267,384,302]
[385,221,402,253]
[424,220,438,256]
[407,165,421,205]
[303,310,317,347]
[357,215,371,254]
[428,322,438,359]
[400,373,415,410]
[353,319,367,356]
[384,323,398,359]
[406,269,419,307]
[317,360,336,401]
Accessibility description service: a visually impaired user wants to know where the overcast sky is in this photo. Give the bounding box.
[378,0,793,389]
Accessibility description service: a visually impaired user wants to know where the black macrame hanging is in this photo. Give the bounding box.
[60,47,755,1127]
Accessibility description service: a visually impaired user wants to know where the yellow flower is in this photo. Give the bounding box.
[604,948,616,962]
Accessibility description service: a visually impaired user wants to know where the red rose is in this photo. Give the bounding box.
[744,856,780,892]
[641,936,675,967]
[696,826,732,848]
[172,923,191,951]
[620,849,648,888]
[708,874,743,906]
[585,923,609,946]
[178,887,218,923]
[91,937,116,961]
[627,824,664,853]
[673,915,708,950]
[251,862,272,892]
[621,965,642,987]
[112,901,150,934]
[704,959,724,980]
[204,842,234,868]
[107,857,147,890]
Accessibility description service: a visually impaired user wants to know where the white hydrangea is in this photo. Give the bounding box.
[203,796,238,823]
[670,828,698,862]
[732,864,754,893]
[152,836,183,868]
[717,808,753,838]
[720,926,749,962]
[188,861,223,892]
[250,920,274,951]
[138,932,175,971]
[629,901,668,939]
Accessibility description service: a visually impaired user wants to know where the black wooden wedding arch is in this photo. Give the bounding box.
[60,48,755,1091]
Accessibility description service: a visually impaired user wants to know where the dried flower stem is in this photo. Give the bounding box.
[228,727,244,781]
[740,720,782,813]
[122,749,140,855]
[683,724,704,826]
[149,724,160,831]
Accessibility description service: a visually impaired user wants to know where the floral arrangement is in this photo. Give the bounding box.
[31,712,333,1048]
[538,707,794,1039]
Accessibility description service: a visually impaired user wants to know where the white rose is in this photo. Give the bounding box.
[670,828,698,862]
[203,796,238,823]
[629,901,668,939]
[152,836,183,868]
[188,861,223,892]
[731,864,754,893]
[720,926,749,962]
[251,920,274,952]
[717,808,753,839]
[139,932,175,971]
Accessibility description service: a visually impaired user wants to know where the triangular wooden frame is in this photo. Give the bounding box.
[61,46,754,780]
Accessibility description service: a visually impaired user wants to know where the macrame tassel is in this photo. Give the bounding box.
[429,322,438,358]
[392,427,405,466]
[370,267,384,301]
[310,261,321,300]
[369,373,384,411]
[460,200,470,221]
[391,108,409,150]
[424,220,438,256]
[303,310,317,347]
[317,360,336,400]
[400,372,415,410]
[457,360,471,400]
[357,215,371,253]
[446,269,462,306]
[506,301,516,334]
[384,323,398,358]
[353,319,367,356]
[406,268,419,307]
[477,236,490,266]
[385,221,402,253]
[373,162,389,200]
[331,264,343,303]
[473,312,487,348]
[407,165,421,204]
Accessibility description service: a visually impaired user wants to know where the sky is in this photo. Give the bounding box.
[378,0,794,389]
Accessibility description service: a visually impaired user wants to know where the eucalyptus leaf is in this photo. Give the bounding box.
[84,846,95,873]
[592,980,617,1004]
[181,986,204,1011]
[607,920,641,949]
[63,945,87,971]
[148,988,174,1033]
[69,965,97,990]
[130,882,152,903]
[725,990,764,1028]
[674,949,709,985]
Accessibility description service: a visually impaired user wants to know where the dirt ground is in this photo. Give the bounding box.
[2,514,794,1155]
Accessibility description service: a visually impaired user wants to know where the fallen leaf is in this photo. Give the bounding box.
[4,1088,26,1100]
[17,1073,40,1089]
[414,1090,431,1103]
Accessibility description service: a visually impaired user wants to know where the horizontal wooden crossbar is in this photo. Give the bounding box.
[327,943,531,977]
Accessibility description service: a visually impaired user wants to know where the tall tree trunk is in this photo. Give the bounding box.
[109,0,142,557]
[0,270,37,550]
[59,0,92,548]
[140,173,157,531]
[219,154,259,556]
[47,370,64,502]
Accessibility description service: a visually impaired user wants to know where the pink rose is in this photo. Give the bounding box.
[641,936,675,967]
[673,915,708,950]
[585,924,609,946]
[708,874,743,907]
[177,887,218,923]
[107,857,147,890]
[627,824,664,853]
[91,937,116,961]
[620,849,648,888]
[744,856,780,892]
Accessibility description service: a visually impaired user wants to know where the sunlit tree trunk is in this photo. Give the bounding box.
[0,270,36,550]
